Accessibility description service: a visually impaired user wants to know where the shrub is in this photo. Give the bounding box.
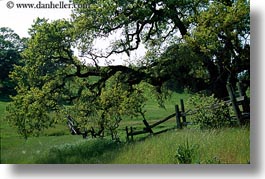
[175,140,198,164]
[187,94,231,129]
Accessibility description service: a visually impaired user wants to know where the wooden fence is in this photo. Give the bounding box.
[125,82,250,142]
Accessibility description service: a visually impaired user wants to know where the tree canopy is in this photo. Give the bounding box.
[6,0,250,139]
[0,27,26,97]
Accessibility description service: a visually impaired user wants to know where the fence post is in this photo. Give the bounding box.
[226,83,242,125]
[130,127,134,141]
[143,119,153,134]
[175,105,182,129]
[237,81,245,97]
[180,99,187,126]
[237,81,250,113]
[126,126,129,142]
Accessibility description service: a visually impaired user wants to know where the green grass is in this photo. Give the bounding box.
[0,92,250,164]
[111,127,250,164]
[1,135,83,164]
[36,138,122,164]
[118,92,191,138]
[35,127,249,164]
[0,100,9,163]
[0,100,86,164]
[137,92,190,121]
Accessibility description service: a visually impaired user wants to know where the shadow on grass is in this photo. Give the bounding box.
[36,139,124,164]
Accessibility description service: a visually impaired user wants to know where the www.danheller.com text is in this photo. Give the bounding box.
[6,1,89,9]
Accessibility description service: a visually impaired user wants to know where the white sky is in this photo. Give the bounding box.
[0,0,146,65]
[0,0,72,37]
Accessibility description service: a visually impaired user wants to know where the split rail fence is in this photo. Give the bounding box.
[125,82,250,142]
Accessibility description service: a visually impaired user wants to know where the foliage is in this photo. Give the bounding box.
[0,27,26,97]
[144,43,208,93]
[6,18,148,139]
[186,0,250,97]
[71,0,249,98]
[98,79,147,140]
[175,140,199,164]
[187,94,231,129]
[6,19,76,139]
[68,73,148,141]
[6,0,250,138]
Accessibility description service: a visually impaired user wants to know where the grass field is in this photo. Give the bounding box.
[0,93,250,164]
[36,127,250,164]
[0,100,83,164]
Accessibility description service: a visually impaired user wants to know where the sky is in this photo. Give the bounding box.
[0,0,72,37]
[0,0,145,65]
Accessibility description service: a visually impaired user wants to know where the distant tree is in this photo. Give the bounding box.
[0,27,26,97]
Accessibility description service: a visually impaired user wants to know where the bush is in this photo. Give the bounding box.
[175,140,198,164]
[187,94,231,129]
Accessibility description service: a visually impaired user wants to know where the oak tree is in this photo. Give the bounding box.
[7,0,250,139]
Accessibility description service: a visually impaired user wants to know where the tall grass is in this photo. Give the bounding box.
[111,127,249,164]
[1,134,83,164]
[36,139,122,164]
[36,127,249,164]
[0,101,85,164]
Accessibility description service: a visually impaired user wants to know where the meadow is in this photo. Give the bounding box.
[0,92,250,164]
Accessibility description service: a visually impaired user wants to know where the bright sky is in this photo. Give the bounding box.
[0,0,146,65]
[0,0,72,37]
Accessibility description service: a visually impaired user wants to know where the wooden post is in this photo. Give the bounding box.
[126,126,129,142]
[237,81,250,113]
[241,97,250,114]
[180,99,187,126]
[175,105,182,129]
[237,81,245,97]
[130,127,134,141]
[143,119,153,134]
[90,127,96,138]
[226,83,242,125]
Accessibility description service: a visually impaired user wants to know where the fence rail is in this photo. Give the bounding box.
[125,82,250,142]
